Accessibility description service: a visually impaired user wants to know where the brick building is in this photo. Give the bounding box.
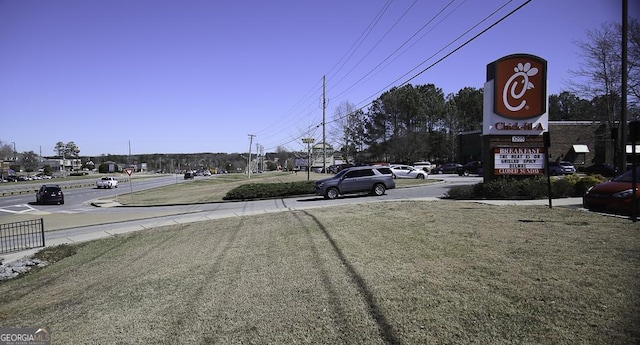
[458,121,618,170]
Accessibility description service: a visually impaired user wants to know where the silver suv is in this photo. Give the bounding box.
[314,165,395,199]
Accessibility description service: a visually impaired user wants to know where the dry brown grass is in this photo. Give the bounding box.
[0,201,638,344]
[117,171,433,205]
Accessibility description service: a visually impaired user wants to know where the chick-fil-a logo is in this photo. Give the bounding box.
[503,62,538,112]
[491,54,546,120]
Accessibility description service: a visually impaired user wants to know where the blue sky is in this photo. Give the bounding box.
[1,0,637,157]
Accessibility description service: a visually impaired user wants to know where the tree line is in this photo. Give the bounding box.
[329,19,639,165]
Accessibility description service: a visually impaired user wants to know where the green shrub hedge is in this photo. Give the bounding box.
[223,181,316,200]
[444,174,607,200]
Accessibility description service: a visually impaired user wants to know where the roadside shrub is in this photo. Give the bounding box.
[551,177,574,198]
[445,174,603,200]
[574,175,606,196]
[481,178,521,199]
[443,184,477,199]
[518,176,548,199]
[224,181,315,200]
[33,244,77,263]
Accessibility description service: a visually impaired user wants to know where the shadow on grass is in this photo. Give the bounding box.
[296,193,384,202]
[300,210,401,345]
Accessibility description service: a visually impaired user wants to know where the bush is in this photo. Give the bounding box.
[33,244,77,263]
[445,174,606,200]
[224,181,315,200]
[481,177,521,199]
[551,177,574,198]
[518,176,548,199]
[444,185,477,199]
[574,175,606,196]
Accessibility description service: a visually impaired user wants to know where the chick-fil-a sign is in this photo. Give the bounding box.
[483,54,548,136]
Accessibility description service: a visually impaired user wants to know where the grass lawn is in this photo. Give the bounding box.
[0,201,638,344]
[115,171,435,205]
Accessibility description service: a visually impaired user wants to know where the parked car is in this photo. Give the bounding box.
[184,171,195,179]
[314,165,395,199]
[583,163,618,177]
[457,161,483,176]
[390,164,427,179]
[412,161,434,173]
[548,161,576,176]
[331,164,354,174]
[583,166,640,215]
[432,163,463,174]
[36,184,64,205]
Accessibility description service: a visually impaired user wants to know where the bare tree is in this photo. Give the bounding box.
[0,140,14,161]
[21,151,39,172]
[329,101,366,163]
[569,21,622,124]
[569,19,640,123]
[54,141,81,157]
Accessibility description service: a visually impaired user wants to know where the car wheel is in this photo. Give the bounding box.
[325,187,339,200]
[463,170,470,176]
[550,170,558,176]
[372,183,386,196]
[416,174,425,179]
[392,173,397,179]
[60,200,64,205]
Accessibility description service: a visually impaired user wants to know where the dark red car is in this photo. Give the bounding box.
[583,166,640,215]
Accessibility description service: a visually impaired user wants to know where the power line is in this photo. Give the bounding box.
[325,0,532,127]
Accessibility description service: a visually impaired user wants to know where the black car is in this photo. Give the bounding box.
[432,163,463,174]
[583,163,618,177]
[36,184,64,205]
[457,161,483,176]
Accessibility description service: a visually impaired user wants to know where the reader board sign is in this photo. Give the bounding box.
[494,147,545,176]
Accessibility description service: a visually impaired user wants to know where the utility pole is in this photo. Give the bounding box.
[620,0,628,174]
[248,134,255,179]
[302,138,315,180]
[256,143,260,173]
[322,75,327,174]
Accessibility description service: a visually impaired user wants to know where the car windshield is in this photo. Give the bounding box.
[612,166,640,183]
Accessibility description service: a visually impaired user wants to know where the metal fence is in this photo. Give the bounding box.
[0,219,45,254]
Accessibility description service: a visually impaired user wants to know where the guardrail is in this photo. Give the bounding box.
[0,219,45,254]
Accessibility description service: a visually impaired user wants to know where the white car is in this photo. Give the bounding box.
[412,161,434,173]
[390,165,427,179]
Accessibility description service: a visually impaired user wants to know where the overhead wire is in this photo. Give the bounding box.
[330,0,455,101]
[253,0,396,152]
[257,0,532,152]
[325,0,532,127]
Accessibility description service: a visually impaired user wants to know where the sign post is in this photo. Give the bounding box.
[124,168,134,201]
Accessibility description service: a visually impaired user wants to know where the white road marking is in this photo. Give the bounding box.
[0,204,39,214]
